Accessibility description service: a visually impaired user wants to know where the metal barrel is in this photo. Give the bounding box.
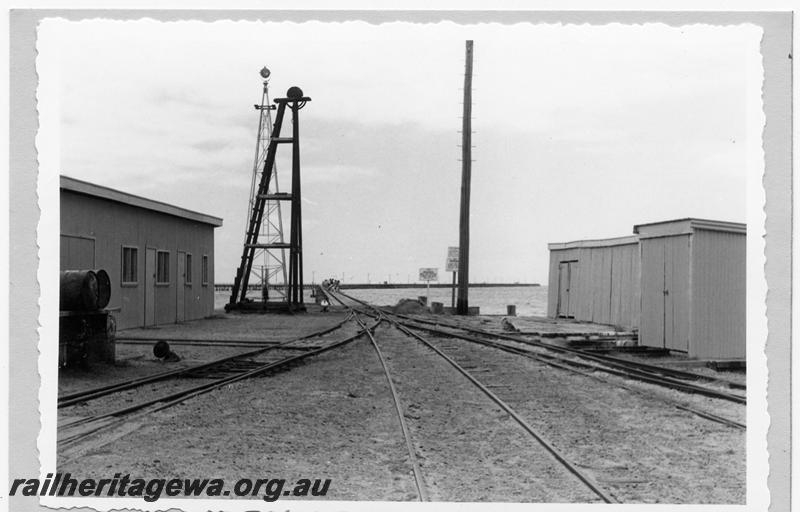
[60,270,99,311]
[95,269,111,309]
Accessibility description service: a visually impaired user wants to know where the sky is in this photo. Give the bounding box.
[42,19,760,284]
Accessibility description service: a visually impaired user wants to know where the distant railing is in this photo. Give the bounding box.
[213,282,540,292]
[213,283,300,292]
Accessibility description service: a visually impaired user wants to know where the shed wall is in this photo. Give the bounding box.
[61,190,216,330]
[548,243,639,328]
[690,229,746,359]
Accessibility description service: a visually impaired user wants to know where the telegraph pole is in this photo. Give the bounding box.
[457,40,473,315]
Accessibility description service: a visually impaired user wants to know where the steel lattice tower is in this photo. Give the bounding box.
[228,72,311,312]
[242,67,288,302]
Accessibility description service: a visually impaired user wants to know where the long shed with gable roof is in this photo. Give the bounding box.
[60,176,223,330]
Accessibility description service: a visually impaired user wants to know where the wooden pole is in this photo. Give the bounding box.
[451,271,457,308]
[457,40,473,315]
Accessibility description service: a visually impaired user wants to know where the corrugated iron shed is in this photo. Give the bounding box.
[634,218,745,359]
[547,218,745,360]
[61,175,223,330]
[547,236,640,328]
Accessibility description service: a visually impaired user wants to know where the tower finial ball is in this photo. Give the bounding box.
[287,86,304,99]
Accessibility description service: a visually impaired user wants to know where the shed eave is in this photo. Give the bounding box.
[60,175,223,227]
[548,235,640,251]
[633,217,745,236]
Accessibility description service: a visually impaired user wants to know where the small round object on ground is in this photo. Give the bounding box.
[153,340,170,359]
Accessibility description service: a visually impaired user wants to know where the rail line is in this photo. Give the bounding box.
[399,320,745,428]
[116,338,278,348]
[352,312,429,502]
[392,311,745,393]
[327,289,616,503]
[330,291,744,429]
[333,291,744,403]
[423,326,744,429]
[59,316,377,451]
[59,314,353,408]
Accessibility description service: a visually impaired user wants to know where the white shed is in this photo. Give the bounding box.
[547,218,746,360]
[634,219,745,359]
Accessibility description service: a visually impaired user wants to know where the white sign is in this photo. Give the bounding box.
[419,268,439,282]
[446,246,459,272]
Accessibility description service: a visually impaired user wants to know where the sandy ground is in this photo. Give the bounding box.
[57,309,745,504]
[370,324,602,502]
[59,311,349,395]
[424,333,745,503]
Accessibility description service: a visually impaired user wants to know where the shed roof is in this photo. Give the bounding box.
[548,235,639,251]
[61,175,223,227]
[633,218,745,237]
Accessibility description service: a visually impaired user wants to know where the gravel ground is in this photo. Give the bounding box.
[59,312,349,396]
[370,324,603,502]
[56,310,746,504]
[426,334,745,503]
[59,335,419,501]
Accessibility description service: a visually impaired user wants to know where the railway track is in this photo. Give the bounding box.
[391,311,745,394]
[58,315,378,453]
[59,315,352,408]
[352,312,429,501]
[328,289,745,502]
[331,292,617,503]
[335,291,744,399]
[116,338,280,348]
[329,290,744,429]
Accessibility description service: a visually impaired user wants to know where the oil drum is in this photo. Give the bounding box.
[95,269,111,309]
[59,270,99,311]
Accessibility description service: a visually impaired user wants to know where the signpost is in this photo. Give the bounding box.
[419,267,439,302]
[446,247,459,309]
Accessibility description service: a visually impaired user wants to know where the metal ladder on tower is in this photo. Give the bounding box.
[227,73,311,312]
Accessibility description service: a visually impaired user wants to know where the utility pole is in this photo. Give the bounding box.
[457,40,473,315]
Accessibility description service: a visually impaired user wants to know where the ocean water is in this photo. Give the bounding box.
[216,286,548,317]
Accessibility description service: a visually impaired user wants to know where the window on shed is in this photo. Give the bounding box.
[156,251,170,284]
[185,253,193,285]
[121,246,138,284]
[202,255,209,285]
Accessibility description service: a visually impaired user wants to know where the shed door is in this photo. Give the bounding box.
[557,261,575,318]
[664,235,691,352]
[145,248,156,326]
[567,262,579,318]
[176,251,186,322]
[640,238,665,348]
[640,236,690,351]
